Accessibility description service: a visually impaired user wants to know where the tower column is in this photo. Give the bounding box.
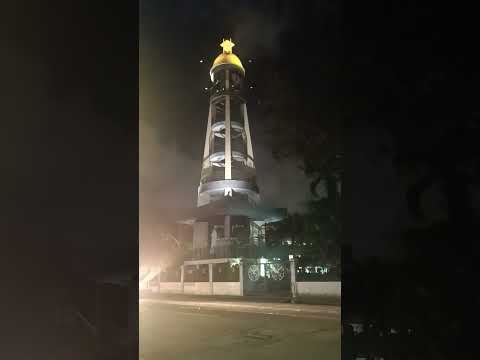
[203,103,213,166]
[224,94,232,180]
[242,103,255,168]
[224,215,231,242]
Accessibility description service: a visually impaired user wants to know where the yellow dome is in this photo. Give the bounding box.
[210,39,245,79]
[211,53,245,73]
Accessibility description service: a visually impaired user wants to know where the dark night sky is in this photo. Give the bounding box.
[139,0,408,258]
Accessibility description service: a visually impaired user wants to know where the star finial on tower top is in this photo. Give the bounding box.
[220,38,235,54]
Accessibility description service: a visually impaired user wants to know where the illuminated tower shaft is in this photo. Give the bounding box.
[198,39,259,207]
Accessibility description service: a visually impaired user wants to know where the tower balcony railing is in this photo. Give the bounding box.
[200,163,257,183]
[185,240,268,261]
[210,90,245,103]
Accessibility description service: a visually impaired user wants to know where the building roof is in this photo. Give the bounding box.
[154,198,286,225]
[192,197,286,223]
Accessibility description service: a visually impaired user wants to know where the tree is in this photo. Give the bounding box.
[252,59,342,265]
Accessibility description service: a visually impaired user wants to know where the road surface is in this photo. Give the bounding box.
[140,297,341,360]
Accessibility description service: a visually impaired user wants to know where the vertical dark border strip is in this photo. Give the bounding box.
[2,1,139,358]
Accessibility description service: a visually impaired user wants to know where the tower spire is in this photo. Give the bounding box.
[220,38,235,54]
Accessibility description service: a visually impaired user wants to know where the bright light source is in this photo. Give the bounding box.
[200,59,204,63]
[260,264,265,277]
[259,257,268,264]
[204,87,208,90]
[139,266,161,294]
[288,254,294,260]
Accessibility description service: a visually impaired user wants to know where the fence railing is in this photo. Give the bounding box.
[295,265,341,282]
[186,243,269,260]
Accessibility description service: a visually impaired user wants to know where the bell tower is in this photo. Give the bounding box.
[183,38,284,269]
[198,39,259,207]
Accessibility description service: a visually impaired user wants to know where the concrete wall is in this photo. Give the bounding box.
[213,282,241,296]
[158,282,182,294]
[156,281,340,297]
[297,281,341,297]
[156,281,242,296]
[183,282,211,295]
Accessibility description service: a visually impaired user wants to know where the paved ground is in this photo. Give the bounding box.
[140,296,341,360]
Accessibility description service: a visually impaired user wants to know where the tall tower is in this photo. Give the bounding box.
[198,39,259,207]
[186,39,283,262]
